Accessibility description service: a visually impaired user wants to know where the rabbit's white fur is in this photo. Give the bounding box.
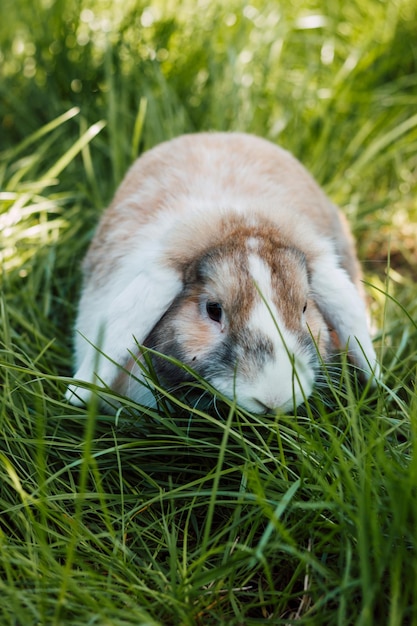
[66,132,378,413]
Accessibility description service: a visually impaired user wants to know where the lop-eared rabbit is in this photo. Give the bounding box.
[66,132,378,413]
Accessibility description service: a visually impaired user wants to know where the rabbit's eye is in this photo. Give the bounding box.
[303,302,308,314]
[206,302,222,323]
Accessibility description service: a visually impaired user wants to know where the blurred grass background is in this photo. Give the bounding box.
[1,0,417,624]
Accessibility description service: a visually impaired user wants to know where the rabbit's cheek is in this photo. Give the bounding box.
[172,300,225,362]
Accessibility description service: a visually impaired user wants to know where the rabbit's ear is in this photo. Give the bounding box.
[311,256,379,381]
[65,267,182,406]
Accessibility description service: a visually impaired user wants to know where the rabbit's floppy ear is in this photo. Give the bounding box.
[311,255,379,381]
[65,266,182,406]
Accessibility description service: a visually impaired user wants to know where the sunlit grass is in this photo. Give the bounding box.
[1,0,417,624]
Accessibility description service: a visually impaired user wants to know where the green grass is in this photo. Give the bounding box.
[1,0,417,623]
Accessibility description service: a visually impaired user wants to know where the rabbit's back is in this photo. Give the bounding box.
[85,132,359,285]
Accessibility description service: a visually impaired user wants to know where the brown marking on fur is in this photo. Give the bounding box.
[257,244,308,331]
[175,227,332,361]
[167,213,290,273]
[83,131,363,297]
[179,225,308,328]
[246,241,330,357]
[171,298,221,360]
[183,248,256,334]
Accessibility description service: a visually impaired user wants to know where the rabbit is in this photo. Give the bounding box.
[65,132,379,414]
